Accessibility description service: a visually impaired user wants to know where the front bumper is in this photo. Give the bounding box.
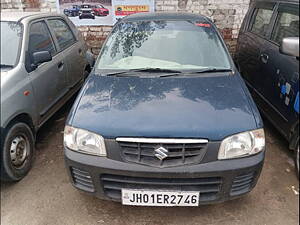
[79,13,94,18]
[95,10,109,15]
[64,148,265,205]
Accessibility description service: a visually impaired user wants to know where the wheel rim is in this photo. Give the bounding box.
[10,136,29,168]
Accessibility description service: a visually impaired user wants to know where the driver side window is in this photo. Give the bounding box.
[28,21,56,56]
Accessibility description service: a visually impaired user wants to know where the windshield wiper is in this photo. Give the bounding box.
[156,68,233,78]
[105,68,183,76]
[103,67,232,77]
[0,64,14,68]
[187,68,233,74]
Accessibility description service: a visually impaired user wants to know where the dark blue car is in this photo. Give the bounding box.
[63,13,266,206]
[63,5,81,17]
[235,0,299,175]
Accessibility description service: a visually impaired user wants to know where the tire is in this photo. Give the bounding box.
[295,142,299,178]
[1,122,35,181]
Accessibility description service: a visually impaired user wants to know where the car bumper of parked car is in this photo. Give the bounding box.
[98,11,109,16]
[79,13,94,18]
[64,146,264,205]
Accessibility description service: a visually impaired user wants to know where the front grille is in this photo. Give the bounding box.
[230,172,255,196]
[118,139,208,167]
[101,174,222,202]
[71,167,95,192]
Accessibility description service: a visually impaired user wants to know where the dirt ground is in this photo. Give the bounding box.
[1,100,299,225]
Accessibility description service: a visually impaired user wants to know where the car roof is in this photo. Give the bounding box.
[122,12,210,23]
[1,12,63,22]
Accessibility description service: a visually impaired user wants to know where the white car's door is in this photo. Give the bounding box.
[28,20,68,119]
[47,18,86,89]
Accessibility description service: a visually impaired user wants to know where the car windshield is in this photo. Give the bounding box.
[0,21,23,68]
[96,20,231,72]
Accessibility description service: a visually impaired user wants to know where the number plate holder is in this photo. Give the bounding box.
[121,189,200,207]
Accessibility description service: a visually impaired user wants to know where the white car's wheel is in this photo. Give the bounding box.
[1,122,35,181]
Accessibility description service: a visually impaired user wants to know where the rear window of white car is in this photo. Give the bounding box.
[48,19,76,50]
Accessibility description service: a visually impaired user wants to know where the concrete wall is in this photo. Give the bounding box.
[1,0,251,55]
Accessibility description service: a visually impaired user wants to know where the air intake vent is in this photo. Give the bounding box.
[117,138,208,167]
[71,167,95,192]
[230,172,255,196]
[101,174,222,202]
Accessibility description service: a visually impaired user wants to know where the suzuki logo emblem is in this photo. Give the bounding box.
[154,147,168,160]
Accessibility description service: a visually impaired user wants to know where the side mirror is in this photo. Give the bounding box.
[280,37,299,58]
[32,51,52,66]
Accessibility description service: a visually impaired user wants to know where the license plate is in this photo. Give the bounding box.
[122,189,200,207]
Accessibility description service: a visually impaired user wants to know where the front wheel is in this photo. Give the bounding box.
[1,122,35,181]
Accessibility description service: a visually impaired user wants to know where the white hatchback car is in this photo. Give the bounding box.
[1,12,93,181]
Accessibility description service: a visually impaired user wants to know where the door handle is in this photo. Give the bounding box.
[260,54,269,64]
[58,61,64,71]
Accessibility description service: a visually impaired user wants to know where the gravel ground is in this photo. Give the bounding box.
[1,100,299,225]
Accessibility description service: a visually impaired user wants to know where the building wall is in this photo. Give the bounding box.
[1,0,251,55]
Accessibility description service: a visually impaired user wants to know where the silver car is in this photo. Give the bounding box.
[1,12,92,181]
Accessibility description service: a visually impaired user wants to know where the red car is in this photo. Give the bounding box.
[93,5,109,16]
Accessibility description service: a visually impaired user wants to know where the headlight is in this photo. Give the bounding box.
[218,129,265,160]
[64,126,106,156]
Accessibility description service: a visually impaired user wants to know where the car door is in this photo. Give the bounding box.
[27,20,68,120]
[237,2,276,94]
[47,18,86,89]
[259,3,299,133]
